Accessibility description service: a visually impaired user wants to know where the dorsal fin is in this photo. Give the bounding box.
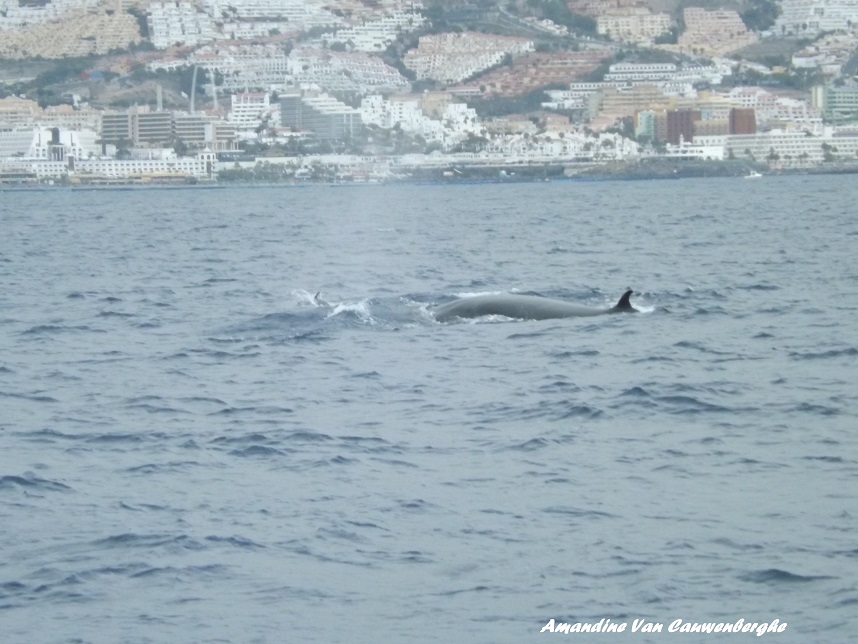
[615,289,635,312]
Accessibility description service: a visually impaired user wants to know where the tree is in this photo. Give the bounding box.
[654,26,679,45]
[741,1,781,32]
[822,142,837,162]
[173,138,189,157]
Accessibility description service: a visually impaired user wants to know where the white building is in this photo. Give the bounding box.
[1,147,217,181]
[287,48,410,95]
[229,91,274,130]
[695,128,858,166]
[360,94,484,148]
[677,7,757,55]
[0,0,101,30]
[775,0,858,36]
[604,63,677,82]
[597,11,672,45]
[484,129,640,162]
[727,87,823,129]
[202,0,342,31]
[0,126,100,160]
[322,10,426,52]
[190,44,290,92]
[403,32,534,84]
[148,1,217,49]
[0,5,140,59]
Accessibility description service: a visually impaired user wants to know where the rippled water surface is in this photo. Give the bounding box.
[1,177,857,643]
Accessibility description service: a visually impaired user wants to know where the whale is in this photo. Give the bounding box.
[433,289,637,322]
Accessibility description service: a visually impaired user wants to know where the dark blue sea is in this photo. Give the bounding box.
[1,177,856,643]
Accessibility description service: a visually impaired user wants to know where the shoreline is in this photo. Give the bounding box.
[3,161,857,191]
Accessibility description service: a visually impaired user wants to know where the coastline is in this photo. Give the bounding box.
[3,159,858,191]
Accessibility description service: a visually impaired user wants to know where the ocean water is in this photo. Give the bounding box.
[1,177,856,643]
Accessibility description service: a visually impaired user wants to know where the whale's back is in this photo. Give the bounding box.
[433,293,624,322]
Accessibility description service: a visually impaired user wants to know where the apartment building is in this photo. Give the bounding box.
[100,107,237,149]
[812,82,858,122]
[0,97,41,128]
[202,0,342,31]
[729,108,757,134]
[148,1,216,49]
[693,119,731,137]
[229,92,273,130]
[566,0,647,18]
[404,32,534,85]
[174,113,237,151]
[792,32,858,76]
[361,94,415,129]
[0,0,101,30]
[322,10,426,52]
[287,48,410,95]
[677,8,757,56]
[73,153,216,179]
[0,125,98,159]
[634,105,755,143]
[4,151,219,181]
[596,84,669,120]
[634,110,658,140]
[471,51,607,97]
[219,20,295,40]
[666,108,700,144]
[709,129,858,166]
[484,129,639,163]
[603,63,677,83]
[730,87,822,128]
[190,44,290,92]
[101,112,134,145]
[39,105,102,133]
[135,112,173,146]
[775,0,858,36]
[0,129,39,161]
[280,91,361,140]
[359,94,483,148]
[0,9,141,59]
[597,10,672,45]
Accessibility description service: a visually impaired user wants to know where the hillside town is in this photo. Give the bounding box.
[2,0,858,184]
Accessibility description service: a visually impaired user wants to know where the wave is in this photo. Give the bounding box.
[739,569,836,584]
[0,390,58,403]
[21,324,106,335]
[0,474,71,492]
[93,533,206,551]
[790,347,857,360]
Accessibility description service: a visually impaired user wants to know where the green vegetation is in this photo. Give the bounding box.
[218,160,340,182]
[740,0,781,32]
[654,27,679,45]
[721,66,824,91]
[382,32,420,81]
[127,7,150,39]
[466,88,553,117]
[31,56,98,87]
